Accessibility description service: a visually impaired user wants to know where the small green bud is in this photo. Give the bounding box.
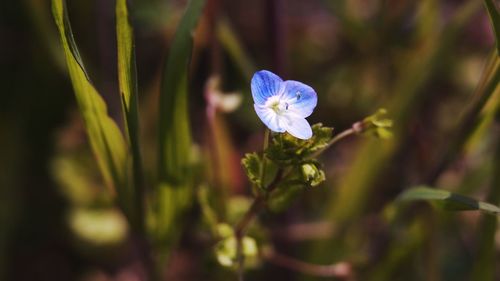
[301,163,326,187]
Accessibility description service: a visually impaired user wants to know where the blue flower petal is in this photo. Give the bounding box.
[283,114,312,139]
[251,70,283,105]
[281,80,317,118]
[254,104,285,133]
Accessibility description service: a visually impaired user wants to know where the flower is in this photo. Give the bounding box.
[251,70,317,139]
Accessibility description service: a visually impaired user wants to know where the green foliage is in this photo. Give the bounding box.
[154,0,206,260]
[154,183,193,253]
[213,224,258,268]
[116,0,140,131]
[116,0,144,232]
[241,153,262,188]
[217,19,256,80]
[484,0,500,54]
[472,138,500,281]
[197,185,219,234]
[357,108,393,139]
[158,0,206,183]
[38,1,500,280]
[397,186,500,215]
[247,125,330,213]
[52,0,128,206]
[267,178,306,212]
[69,207,128,247]
[265,123,333,166]
[300,162,326,187]
[267,162,325,212]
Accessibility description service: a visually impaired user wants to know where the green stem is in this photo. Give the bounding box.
[311,125,359,159]
[237,125,360,237]
[235,169,284,238]
[327,127,358,148]
[259,129,270,187]
[235,125,360,279]
[236,128,270,280]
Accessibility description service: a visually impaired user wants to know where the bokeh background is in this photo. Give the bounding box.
[1,0,499,280]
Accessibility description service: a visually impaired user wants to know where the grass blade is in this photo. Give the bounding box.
[52,0,127,203]
[158,0,205,183]
[116,0,144,232]
[471,110,500,280]
[397,186,500,215]
[484,0,500,54]
[156,0,206,255]
[217,18,256,80]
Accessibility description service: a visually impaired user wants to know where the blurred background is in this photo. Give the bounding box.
[0,0,499,280]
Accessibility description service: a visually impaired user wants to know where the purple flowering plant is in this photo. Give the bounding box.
[252,70,318,139]
[217,70,394,271]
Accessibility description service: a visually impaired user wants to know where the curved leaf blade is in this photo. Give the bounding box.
[484,0,500,53]
[116,0,144,230]
[52,0,127,193]
[158,0,205,184]
[397,186,500,215]
[154,0,206,258]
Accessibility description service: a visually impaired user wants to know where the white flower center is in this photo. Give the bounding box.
[265,95,288,115]
[265,91,302,116]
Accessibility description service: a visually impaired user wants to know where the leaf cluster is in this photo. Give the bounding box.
[265,123,333,166]
[357,108,393,139]
[241,124,332,211]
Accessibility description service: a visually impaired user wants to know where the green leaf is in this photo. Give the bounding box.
[308,124,335,153]
[265,123,333,165]
[116,0,144,231]
[484,0,500,54]
[241,153,262,188]
[397,186,500,215]
[158,0,206,183]
[359,108,394,139]
[154,0,206,260]
[52,0,127,194]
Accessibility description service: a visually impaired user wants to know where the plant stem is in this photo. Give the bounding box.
[235,169,284,281]
[262,248,352,278]
[328,127,358,148]
[234,124,359,279]
[236,129,272,237]
[236,128,271,280]
[259,129,270,187]
[311,124,360,159]
[235,168,284,238]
